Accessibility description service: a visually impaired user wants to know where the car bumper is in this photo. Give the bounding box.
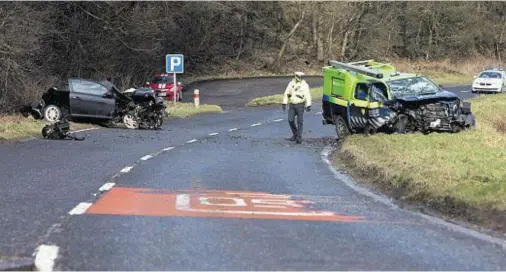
[472,86,502,92]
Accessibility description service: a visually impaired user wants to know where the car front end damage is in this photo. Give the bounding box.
[383,94,475,134]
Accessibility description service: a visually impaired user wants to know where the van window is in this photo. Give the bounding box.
[354,84,368,101]
[331,78,345,98]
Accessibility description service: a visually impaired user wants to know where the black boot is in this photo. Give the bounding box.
[288,135,297,141]
[295,137,302,144]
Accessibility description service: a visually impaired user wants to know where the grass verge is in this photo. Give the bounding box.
[246,87,323,107]
[0,115,95,142]
[332,93,506,232]
[166,102,223,118]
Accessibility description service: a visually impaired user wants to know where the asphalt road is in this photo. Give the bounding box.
[1,78,502,270]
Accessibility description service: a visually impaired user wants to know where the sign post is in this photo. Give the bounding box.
[165,54,184,105]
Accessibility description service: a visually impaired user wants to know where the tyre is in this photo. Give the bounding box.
[122,113,139,129]
[333,115,349,141]
[43,105,62,122]
[154,113,163,129]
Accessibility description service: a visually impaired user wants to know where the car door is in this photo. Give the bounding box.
[348,83,370,130]
[69,79,115,119]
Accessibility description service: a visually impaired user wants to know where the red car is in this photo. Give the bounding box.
[145,73,183,101]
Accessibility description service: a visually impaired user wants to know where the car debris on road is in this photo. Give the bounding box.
[41,118,86,141]
[321,60,476,140]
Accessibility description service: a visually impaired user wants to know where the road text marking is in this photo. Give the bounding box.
[34,245,59,272]
[68,202,92,215]
[86,188,365,222]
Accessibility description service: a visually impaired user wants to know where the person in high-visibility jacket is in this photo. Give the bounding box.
[282,72,312,144]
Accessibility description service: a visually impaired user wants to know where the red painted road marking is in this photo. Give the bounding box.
[86,187,365,222]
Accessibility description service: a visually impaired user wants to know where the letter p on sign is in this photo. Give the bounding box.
[166,54,184,74]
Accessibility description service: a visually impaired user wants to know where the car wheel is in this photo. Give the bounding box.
[43,105,62,122]
[333,115,349,141]
[122,114,139,129]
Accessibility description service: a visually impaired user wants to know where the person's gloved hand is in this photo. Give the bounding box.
[306,106,311,112]
[282,104,286,111]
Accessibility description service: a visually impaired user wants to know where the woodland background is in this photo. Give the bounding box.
[1,1,505,112]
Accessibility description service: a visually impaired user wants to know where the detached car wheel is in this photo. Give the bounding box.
[123,114,139,129]
[333,115,349,141]
[43,105,62,122]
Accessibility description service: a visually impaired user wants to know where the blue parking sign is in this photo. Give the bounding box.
[166,54,184,74]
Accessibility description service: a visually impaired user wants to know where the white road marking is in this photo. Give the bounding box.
[34,244,59,272]
[69,127,98,134]
[315,111,322,115]
[251,123,262,127]
[228,128,238,132]
[186,139,198,143]
[120,166,134,173]
[99,182,115,192]
[461,90,470,93]
[140,155,152,161]
[176,194,335,216]
[68,202,92,215]
[162,146,175,151]
[208,133,219,136]
[273,119,283,122]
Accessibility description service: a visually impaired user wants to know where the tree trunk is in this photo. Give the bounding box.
[236,13,246,60]
[272,9,306,70]
[326,16,335,59]
[496,17,506,61]
[311,5,318,57]
[341,30,349,59]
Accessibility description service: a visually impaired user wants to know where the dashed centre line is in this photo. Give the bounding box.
[68,202,93,215]
[34,244,59,272]
[99,182,116,192]
[162,146,175,151]
[140,155,153,161]
[251,123,262,127]
[120,166,134,173]
[208,133,219,136]
[273,119,283,122]
[228,128,238,132]
[186,139,198,143]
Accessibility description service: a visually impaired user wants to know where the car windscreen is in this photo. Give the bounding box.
[387,76,441,97]
[151,76,174,84]
[478,71,502,79]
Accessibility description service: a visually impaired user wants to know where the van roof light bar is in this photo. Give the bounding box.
[328,60,384,79]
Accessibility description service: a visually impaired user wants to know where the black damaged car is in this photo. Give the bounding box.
[21,78,166,130]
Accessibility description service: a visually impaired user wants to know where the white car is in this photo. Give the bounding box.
[471,68,506,93]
